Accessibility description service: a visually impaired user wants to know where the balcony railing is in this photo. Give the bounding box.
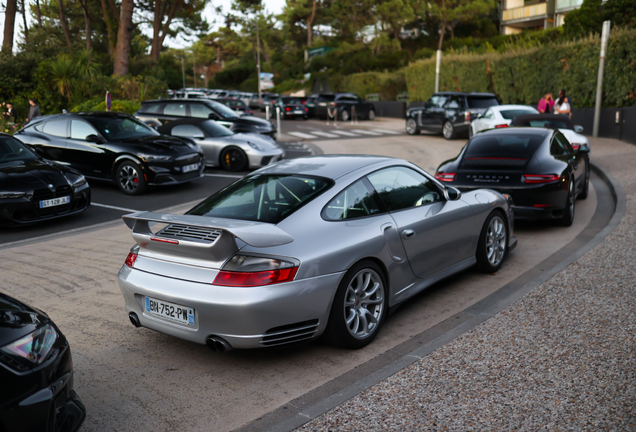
[502,2,547,21]
[556,0,583,10]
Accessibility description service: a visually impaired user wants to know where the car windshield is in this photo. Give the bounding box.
[522,119,572,130]
[199,121,234,138]
[467,96,499,109]
[188,174,333,224]
[0,135,37,162]
[207,100,239,119]
[318,95,335,102]
[500,109,537,120]
[228,100,246,108]
[465,134,545,159]
[281,98,302,104]
[87,116,159,140]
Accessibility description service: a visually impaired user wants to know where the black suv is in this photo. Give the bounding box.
[406,92,499,140]
[314,93,376,121]
[135,99,277,139]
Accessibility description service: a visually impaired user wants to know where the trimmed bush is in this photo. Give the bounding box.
[340,72,407,100]
[70,99,141,115]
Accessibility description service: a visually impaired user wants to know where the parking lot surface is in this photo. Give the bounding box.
[0,131,609,432]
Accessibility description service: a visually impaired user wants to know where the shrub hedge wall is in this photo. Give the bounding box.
[404,27,636,108]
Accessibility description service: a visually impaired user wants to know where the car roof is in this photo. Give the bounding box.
[512,114,574,129]
[477,127,552,138]
[435,92,496,97]
[251,155,404,180]
[492,105,537,111]
[30,112,133,120]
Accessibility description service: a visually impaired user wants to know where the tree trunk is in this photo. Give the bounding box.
[2,0,17,54]
[36,0,42,28]
[437,19,447,51]
[307,0,317,47]
[58,0,73,47]
[151,0,184,61]
[260,40,270,63]
[113,0,134,76]
[20,0,28,45]
[393,25,402,51]
[79,0,92,52]
[99,0,116,56]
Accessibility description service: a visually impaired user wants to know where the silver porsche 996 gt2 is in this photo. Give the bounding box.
[118,155,517,351]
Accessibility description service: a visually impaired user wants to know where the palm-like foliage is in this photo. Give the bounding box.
[48,55,77,98]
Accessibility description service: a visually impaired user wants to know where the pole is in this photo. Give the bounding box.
[276,106,281,140]
[256,19,262,103]
[192,49,197,88]
[181,54,186,90]
[593,20,611,138]
[435,50,442,93]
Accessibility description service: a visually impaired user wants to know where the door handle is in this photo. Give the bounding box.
[401,229,415,239]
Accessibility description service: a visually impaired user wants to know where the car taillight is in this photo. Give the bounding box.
[435,172,456,182]
[570,143,583,150]
[494,124,508,128]
[522,174,561,184]
[125,252,137,268]
[305,108,309,112]
[213,268,298,287]
[285,107,290,111]
[465,112,471,122]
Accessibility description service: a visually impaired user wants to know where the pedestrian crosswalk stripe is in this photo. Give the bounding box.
[330,130,358,136]
[311,131,340,138]
[288,131,318,139]
[371,128,401,134]
[350,129,383,135]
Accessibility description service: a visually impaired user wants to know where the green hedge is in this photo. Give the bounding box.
[339,72,407,101]
[404,27,636,108]
[70,99,141,116]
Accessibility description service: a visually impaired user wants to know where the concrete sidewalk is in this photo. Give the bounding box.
[297,138,636,430]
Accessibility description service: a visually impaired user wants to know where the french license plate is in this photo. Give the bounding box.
[294,110,303,114]
[182,163,199,173]
[40,196,70,208]
[145,296,195,326]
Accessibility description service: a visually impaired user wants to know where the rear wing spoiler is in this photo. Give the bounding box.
[122,211,293,248]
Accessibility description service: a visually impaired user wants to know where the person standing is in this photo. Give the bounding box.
[538,93,554,114]
[26,98,41,123]
[554,89,571,117]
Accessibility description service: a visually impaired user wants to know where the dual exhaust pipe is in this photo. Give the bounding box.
[129,312,233,352]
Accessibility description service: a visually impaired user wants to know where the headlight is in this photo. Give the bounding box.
[1,323,58,365]
[0,191,26,199]
[139,154,172,162]
[71,175,86,188]
[246,141,261,150]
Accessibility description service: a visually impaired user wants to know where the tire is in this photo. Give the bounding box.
[559,177,576,226]
[475,211,508,273]
[577,158,590,200]
[219,147,248,172]
[367,109,376,121]
[325,260,387,349]
[340,109,350,122]
[406,117,420,135]
[115,160,147,195]
[443,121,456,140]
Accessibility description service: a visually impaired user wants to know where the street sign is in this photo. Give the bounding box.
[106,91,112,112]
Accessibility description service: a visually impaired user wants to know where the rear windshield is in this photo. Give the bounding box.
[467,97,499,109]
[520,119,572,130]
[281,97,302,104]
[317,95,335,102]
[188,174,333,224]
[199,120,234,138]
[465,134,545,159]
[500,109,536,120]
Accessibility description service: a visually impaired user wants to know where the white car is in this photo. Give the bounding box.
[470,105,539,137]
[511,114,591,151]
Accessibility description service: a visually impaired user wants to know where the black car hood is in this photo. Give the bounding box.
[115,134,199,155]
[0,158,76,192]
[231,116,273,129]
[0,293,49,346]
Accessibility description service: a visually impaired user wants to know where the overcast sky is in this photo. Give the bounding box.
[0,0,288,50]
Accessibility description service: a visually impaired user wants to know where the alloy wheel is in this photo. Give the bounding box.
[119,165,140,193]
[406,118,417,134]
[343,269,384,340]
[443,122,454,139]
[485,216,507,267]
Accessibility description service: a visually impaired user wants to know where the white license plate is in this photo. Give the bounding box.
[182,163,199,173]
[294,111,303,114]
[39,196,70,208]
[145,296,195,326]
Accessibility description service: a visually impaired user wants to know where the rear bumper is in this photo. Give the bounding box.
[117,265,344,349]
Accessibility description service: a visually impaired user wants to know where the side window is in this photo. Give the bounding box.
[445,97,460,109]
[164,103,186,116]
[554,132,573,155]
[550,136,568,156]
[141,104,162,114]
[70,120,99,140]
[172,124,204,138]
[322,179,382,221]
[367,167,442,212]
[484,109,494,119]
[42,120,69,138]
[188,103,214,118]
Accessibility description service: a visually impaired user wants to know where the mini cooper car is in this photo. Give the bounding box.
[118,155,516,351]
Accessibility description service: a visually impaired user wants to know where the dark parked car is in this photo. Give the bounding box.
[314,93,376,121]
[273,96,309,119]
[435,127,590,225]
[135,99,277,139]
[304,94,319,118]
[0,292,86,432]
[0,133,91,226]
[406,92,499,139]
[217,98,254,116]
[15,112,205,195]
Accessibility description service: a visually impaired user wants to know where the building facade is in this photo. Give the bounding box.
[500,0,584,34]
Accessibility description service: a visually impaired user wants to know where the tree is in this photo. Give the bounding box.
[603,0,636,28]
[425,0,495,50]
[2,0,17,54]
[58,0,73,47]
[77,0,92,51]
[113,0,134,75]
[563,0,602,38]
[374,0,416,50]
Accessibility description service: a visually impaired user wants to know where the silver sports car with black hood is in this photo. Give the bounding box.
[118,155,516,351]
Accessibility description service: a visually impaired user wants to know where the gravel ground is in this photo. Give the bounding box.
[298,139,636,431]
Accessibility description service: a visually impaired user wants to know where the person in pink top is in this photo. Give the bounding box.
[538,93,554,114]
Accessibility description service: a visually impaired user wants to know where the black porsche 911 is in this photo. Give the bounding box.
[0,133,91,226]
[15,112,205,195]
[435,127,590,226]
[0,292,86,432]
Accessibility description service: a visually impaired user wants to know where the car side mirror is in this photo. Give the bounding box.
[574,125,584,133]
[86,134,102,143]
[578,143,590,153]
[477,113,484,119]
[208,113,219,120]
[444,186,462,201]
